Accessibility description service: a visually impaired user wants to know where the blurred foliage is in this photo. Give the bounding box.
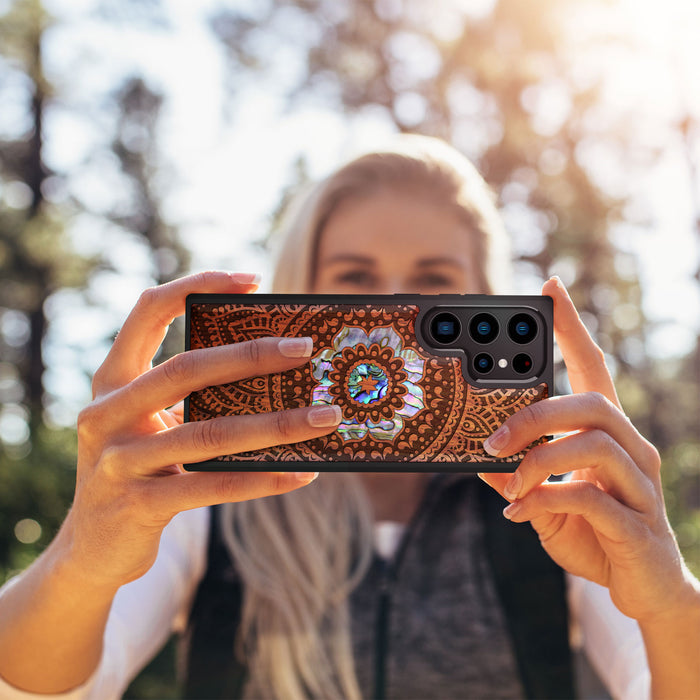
[210,0,700,575]
[1,2,189,694]
[0,0,699,697]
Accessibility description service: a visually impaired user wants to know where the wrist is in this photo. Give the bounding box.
[637,570,700,700]
[51,510,125,597]
[637,566,700,631]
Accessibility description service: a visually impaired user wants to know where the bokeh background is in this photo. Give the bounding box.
[1,0,699,696]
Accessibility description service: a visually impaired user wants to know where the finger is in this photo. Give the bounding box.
[500,430,655,512]
[483,392,659,479]
[164,401,184,426]
[94,271,260,395]
[543,277,620,408]
[107,336,315,422]
[107,405,342,475]
[502,480,641,546]
[147,469,319,517]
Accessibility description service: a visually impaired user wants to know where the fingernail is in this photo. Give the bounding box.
[308,405,342,428]
[294,472,319,483]
[503,501,521,520]
[550,275,564,290]
[279,337,313,358]
[231,272,262,285]
[483,425,510,456]
[504,470,522,501]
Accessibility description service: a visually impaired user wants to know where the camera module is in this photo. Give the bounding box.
[512,353,533,374]
[508,313,537,344]
[469,312,499,344]
[430,311,461,345]
[473,352,494,374]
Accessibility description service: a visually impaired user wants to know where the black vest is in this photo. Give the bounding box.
[181,478,575,699]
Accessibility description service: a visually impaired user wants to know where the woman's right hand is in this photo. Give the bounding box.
[63,271,340,591]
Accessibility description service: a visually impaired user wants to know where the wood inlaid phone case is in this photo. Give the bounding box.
[184,294,553,472]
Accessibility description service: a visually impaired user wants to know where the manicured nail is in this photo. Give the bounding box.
[550,275,571,298]
[294,472,319,483]
[308,405,342,428]
[483,425,510,456]
[504,470,522,501]
[503,501,521,520]
[231,272,262,285]
[278,337,313,358]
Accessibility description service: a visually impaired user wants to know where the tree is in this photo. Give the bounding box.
[208,0,700,573]
[0,0,92,429]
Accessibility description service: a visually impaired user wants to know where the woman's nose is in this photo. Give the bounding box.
[379,277,412,295]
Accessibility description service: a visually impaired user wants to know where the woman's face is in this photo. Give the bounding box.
[312,189,482,295]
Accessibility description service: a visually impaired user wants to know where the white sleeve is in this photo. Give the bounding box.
[0,506,210,700]
[567,573,650,700]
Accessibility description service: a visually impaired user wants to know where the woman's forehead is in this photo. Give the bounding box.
[317,190,475,262]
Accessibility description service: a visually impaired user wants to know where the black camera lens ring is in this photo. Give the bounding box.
[430,311,461,345]
[512,353,534,374]
[469,312,499,344]
[473,352,495,374]
[508,313,538,344]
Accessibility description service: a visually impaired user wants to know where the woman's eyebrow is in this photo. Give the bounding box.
[323,254,376,266]
[416,257,466,269]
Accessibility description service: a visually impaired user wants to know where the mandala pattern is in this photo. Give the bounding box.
[187,302,548,464]
[307,325,426,443]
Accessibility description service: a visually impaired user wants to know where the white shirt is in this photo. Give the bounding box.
[0,507,650,700]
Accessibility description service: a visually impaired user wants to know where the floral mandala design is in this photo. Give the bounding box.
[310,325,426,442]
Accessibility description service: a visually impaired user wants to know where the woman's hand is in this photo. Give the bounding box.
[65,271,341,590]
[478,278,699,627]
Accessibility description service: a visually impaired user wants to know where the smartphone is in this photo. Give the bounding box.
[184,294,553,472]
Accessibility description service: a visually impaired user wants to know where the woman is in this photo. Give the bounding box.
[0,136,698,699]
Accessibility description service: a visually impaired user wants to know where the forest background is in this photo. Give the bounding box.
[1,0,700,696]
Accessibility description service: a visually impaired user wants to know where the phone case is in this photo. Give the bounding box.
[184,294,553,472]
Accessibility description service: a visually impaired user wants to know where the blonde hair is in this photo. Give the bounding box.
[271,133,510,294]
[221,135,510,699]
[220,475,373,699]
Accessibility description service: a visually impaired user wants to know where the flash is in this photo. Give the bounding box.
[498,358,508,368]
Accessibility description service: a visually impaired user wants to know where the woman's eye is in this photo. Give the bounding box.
[334,270,377,287]
[412,273,456,291]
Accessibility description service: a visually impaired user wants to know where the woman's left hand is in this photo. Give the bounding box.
[478,277,697,625]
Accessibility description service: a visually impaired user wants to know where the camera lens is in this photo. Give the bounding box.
[430,312,461,344]
[473,352,494,374]
[508,313,537,344]
[512,353,533,374]
[469,313,499,344]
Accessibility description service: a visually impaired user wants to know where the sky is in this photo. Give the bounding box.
[3,0,700,427]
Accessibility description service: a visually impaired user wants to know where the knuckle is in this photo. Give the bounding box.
[589,343,606,366]
[271,410,295,443]
[77,405,96,437]
[238,337,264,366]
[136,286,159,311]
[192,419,227,453]
[573,479,601,510]
[520,400,546,432]
[96,445,124,480]
[187,271,210,288]
[162,352,196,386]
[213,474,237,501]
[522,442,545,474]
[91,368,107,397]
[77,403,104,443]
[585,391,613,415]
[642,440,661,473]
[591,429,619,461]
